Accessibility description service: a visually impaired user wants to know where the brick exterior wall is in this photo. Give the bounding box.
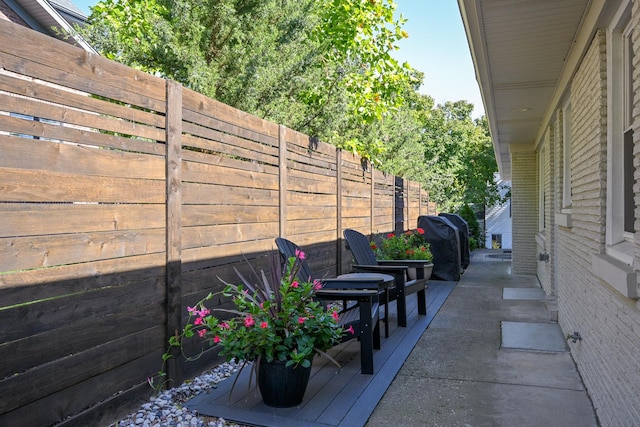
[510,148,538,275]
[553,27,640,425]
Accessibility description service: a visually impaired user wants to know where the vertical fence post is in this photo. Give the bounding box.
[336,148,343,275]
[165,80,183,386]
[370,167,375,236]
[279,125,287,238]
[394,176,404,234]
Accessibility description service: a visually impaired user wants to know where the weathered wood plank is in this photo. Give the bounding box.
[181,128,279,166]
[0,203,165,237]
[0,72,165,128]
[181,238,275,265]
[287,192,336,207]
[182,205,279,226]
[0,299,164,379]
[182,87,279,140]
[287,218,337,235]
[0,133,164,179]
[1,92,165,141]
[0,127,165,158]
[0,275,164,343]
[0,350,164,427]
[182,222,278,248]
[0,253,165,297]
[182,182,279,206]
[0,325,164,414]
[286,175,337,194]
[0,167,164,203]
[284,128,336,157]
[286,205,336,221]
[0,22,166,110]
[183,160,279,190]
[0,229,165,272]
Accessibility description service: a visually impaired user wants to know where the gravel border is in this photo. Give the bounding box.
[110,361,250,427]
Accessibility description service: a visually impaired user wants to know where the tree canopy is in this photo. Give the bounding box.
[81,0,503,212]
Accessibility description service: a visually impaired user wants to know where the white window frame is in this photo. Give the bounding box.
[538,146,546,232]
[605,0,634,265]
[562,99,572,210]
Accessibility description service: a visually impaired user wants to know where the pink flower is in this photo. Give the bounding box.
[295,249,306,260]
[187,306,196,313]
[244,315,255,327]
[332,311,339,321]
[198,308,210,317]
[213,335,221,343]
[291,281,299,288]
[194,317,203,325]
[197,329,207,338]
[314,280,323,290]
[219,322,230,329]
[347,325,355,334]
[387,233,395,238]
[298,317,307,324]
[260,321,268,329]
[416,228,425,234]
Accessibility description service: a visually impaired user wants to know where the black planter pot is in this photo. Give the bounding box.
[258,358,312,408]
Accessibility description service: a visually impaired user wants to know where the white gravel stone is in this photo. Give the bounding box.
[109,361,250,427]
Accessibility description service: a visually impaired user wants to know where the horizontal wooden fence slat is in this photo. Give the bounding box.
[0,72,166,129]
[0,252,165,294]
[182,87,280,141]
[0,229,165,272]
[0,203,165,237]
[0,92,166,141]
[0,19,435,427]
[182,205,279,226]
[0,167,165,203]
[182,160,279,190]
[182,182,280,206]
[0,300,165,379]
[0,134,165,180]
[0,23,167,110]
[0,325,164,414]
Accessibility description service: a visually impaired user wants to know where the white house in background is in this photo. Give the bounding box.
[484,177,512,249]
[0,0,94,52]
[459,0,640,424]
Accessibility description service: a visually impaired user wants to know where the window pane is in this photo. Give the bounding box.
[624,129,635,233]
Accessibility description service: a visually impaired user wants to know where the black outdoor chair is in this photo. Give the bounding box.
[343,229,430,328]
[275,237,391,375]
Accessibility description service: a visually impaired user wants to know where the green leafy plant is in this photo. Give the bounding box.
[372,228,432,261]
[165,250,346,372]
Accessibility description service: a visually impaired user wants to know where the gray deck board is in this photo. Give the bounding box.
[185,280,457,427]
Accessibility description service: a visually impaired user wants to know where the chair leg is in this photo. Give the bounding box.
[417,288,427,315]
[395,272,408,328]
[358,299,374,375]
[373,317,381,350]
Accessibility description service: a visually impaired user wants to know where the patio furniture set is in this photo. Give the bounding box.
[275,228,433,375]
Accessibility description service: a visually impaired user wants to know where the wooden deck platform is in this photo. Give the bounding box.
[185,280,457,427]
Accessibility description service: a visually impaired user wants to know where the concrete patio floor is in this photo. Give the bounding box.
[366,250,598,426]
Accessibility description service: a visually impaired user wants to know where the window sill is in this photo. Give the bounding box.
[591,253,637,299]
[555,212,572,228]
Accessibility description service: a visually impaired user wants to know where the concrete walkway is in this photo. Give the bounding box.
[366,250,599,426]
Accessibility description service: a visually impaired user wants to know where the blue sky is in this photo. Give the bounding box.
[73,0,483,118]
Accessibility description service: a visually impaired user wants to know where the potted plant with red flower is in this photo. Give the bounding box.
[162,250,345,407]
[372,228,433,279]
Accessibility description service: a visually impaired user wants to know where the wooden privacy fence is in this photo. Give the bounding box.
[0,20,436,426]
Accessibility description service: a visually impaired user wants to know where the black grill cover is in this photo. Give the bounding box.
[439,213,470,269]
[417,215,461,281]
